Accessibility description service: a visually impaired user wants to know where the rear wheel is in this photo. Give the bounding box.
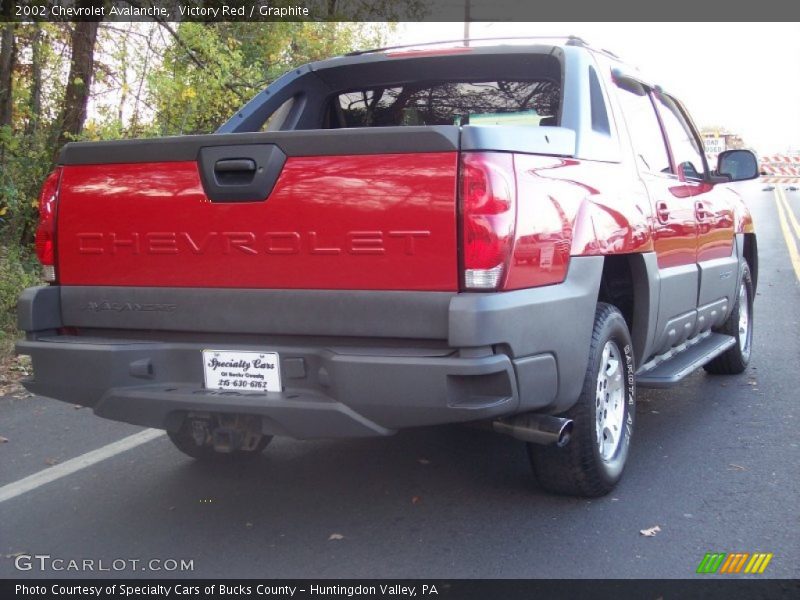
[529,303,636,497]
[703,263,753,375]
[167,415,272,461]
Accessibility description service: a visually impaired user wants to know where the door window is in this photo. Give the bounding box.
[654,94,707,181]
[615,81,671,175]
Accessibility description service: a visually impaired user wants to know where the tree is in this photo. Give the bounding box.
[0,23,16,128]
[25,24,43,136]
[148,22,390,135]
[55,19,99,152]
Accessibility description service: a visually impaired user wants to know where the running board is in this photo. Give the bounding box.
[636,332,737,388]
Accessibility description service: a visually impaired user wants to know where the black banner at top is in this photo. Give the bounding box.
[2,0,800,22]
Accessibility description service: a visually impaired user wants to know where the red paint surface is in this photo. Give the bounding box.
[508,155,653,289]
[726,186,755,234]
[57,153,459,290]
[682,181,735,263]
[648,174,699,269]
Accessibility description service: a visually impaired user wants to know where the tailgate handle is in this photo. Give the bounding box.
[215,158,256,173]
[198,144,286,203]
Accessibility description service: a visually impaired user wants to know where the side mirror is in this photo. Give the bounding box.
[717,149,759,182]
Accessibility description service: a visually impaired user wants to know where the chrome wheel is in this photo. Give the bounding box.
[738,282,751,355]
[595,340,625,461]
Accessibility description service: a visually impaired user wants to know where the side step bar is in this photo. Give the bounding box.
[636,332,737,388]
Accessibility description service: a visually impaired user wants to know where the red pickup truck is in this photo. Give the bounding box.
[17,38,759,497]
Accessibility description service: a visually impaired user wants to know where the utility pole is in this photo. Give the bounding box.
[463,0,471,47]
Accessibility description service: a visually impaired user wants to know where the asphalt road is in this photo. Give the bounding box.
[1,182,798,580]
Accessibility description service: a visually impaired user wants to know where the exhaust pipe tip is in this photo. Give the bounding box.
[493,414,574,447]
[555,419,573,447]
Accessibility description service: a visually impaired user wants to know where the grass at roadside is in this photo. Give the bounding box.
[1,244,40,394]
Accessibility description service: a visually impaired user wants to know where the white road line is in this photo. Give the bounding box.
[0,429,165,504]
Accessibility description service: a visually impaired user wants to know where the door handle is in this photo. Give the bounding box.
[656,201,670,222]
[214,158,256,173]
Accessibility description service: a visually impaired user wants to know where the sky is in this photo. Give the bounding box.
[391,22,800,155]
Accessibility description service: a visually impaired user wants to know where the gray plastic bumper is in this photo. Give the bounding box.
[17,257,603,438]
[17,337,523,438]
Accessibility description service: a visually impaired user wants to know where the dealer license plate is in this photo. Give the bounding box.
[202,350,282,392]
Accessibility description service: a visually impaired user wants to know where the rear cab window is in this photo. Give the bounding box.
[219,49,564,134]
[325,79,561,129]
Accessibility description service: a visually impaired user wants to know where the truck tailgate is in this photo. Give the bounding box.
[56,127,459,291]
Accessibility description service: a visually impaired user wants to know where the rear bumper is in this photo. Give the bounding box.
[17,336,526,437]
[17,256,603,438]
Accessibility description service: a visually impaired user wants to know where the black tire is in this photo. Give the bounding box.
[167,420,271,461]
[703,263,754,375]
[529,303,636,497]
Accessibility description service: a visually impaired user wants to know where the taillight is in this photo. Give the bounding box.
[35,168,62,282]
[459,152,517,290]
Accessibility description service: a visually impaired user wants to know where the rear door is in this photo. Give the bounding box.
[614,78,699,354]
[652,92,738,332]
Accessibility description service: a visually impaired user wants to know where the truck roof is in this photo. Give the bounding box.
[310,36,625,70]
[346,35,618,58]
